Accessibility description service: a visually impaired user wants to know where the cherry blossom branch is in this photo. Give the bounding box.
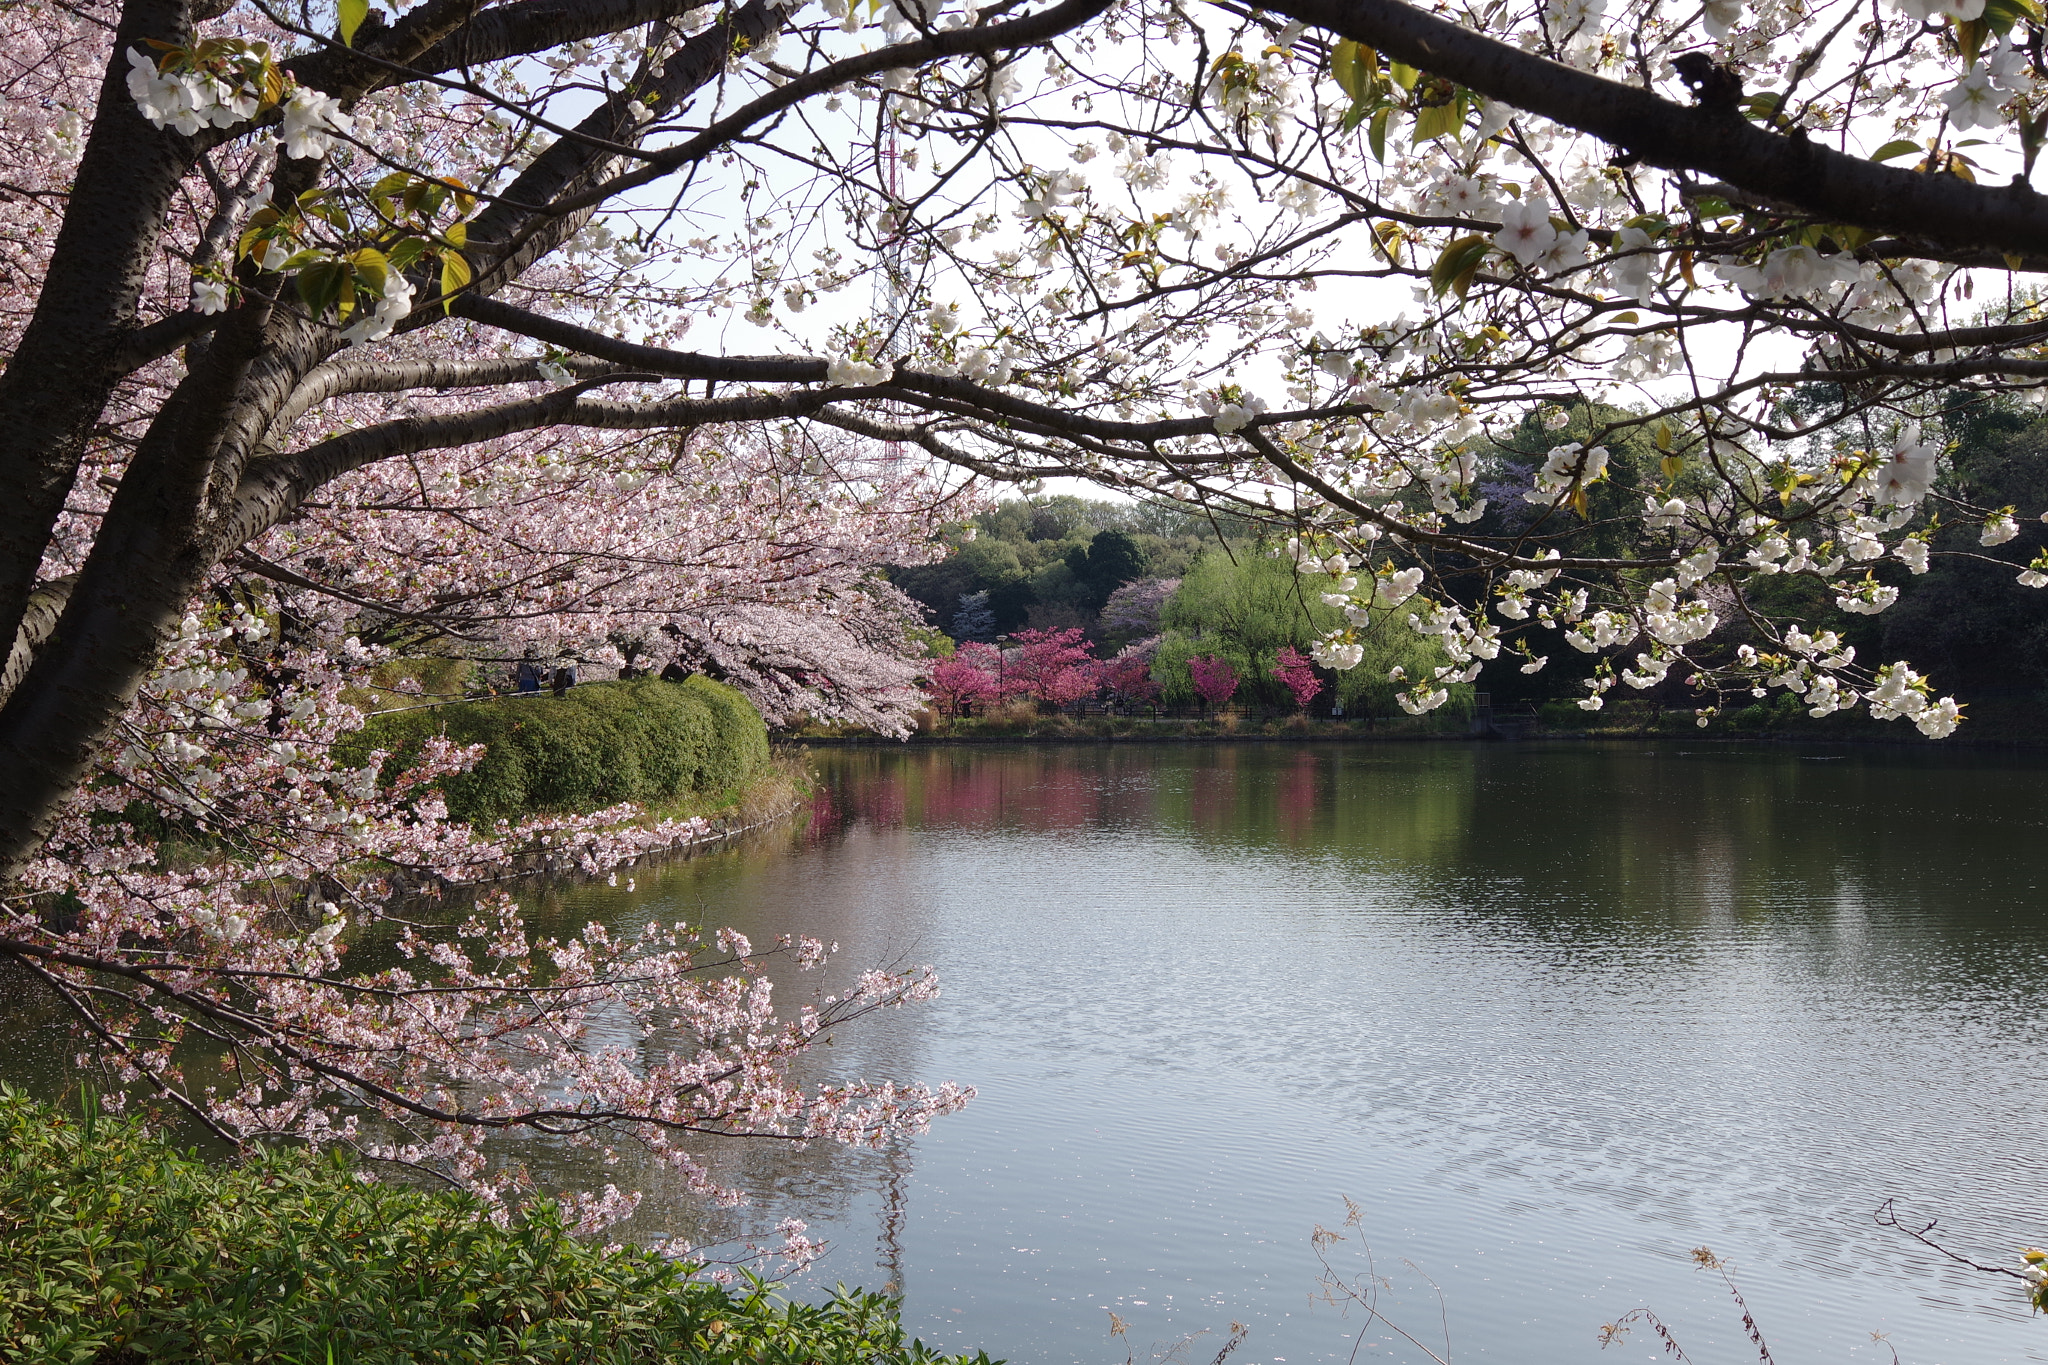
[1276,0,2048,259]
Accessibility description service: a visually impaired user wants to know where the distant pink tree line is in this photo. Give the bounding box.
[921,628,1164,716]
[923,633,1333,716]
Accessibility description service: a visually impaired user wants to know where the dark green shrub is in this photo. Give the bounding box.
[0,1089,987,1365]
[339,678,769,825]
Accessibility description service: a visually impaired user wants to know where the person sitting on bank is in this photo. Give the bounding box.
[515,646,544,694]
[551,655,578,697]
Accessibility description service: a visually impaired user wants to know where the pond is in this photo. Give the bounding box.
[535,741,2048,1365]
[8,740,2048,1365]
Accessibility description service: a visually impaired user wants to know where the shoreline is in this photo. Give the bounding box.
[781,728,2048,754]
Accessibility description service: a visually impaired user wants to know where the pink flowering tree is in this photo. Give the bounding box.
[924,641,1005,716]
[1095,639,1164,707]
[1100,578,1180,640]
[1272,646,1325,711]
[1189,655,1241,710]
[1003,627,1099,706]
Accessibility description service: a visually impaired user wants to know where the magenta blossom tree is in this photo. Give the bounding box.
[1096,640,1164,707]
[1189,655,1241,710]
[1272,646,1325,711]
[924,641,1005,716]
[1003,627,1098,706]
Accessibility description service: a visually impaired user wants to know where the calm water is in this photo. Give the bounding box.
[525,742,2048,1365]
[7,741,2047,1365]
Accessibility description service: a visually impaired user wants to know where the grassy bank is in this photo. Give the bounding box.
[0,1089,987,1365]
[342,676,774,825]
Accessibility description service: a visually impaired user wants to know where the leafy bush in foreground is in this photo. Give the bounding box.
[342,676,770,824]
[0,1090,988,1365]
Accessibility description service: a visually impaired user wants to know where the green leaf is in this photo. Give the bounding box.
[1412,99,1464,143]
[1956,15,1989,64]
[1331,38,1374,103]
[439,251,472,311]
[1367,105,1391,162]
[386,236,428,272]
[347,247,388,298]
[295,262,347,319]
[1387,60,1418,91]
[338,0,368,46]
[1429,234,1493,301]
[443,220,466,250]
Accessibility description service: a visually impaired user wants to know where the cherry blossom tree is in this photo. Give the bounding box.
[1101,577,1181,640]
[1096,638,1165,705]
[923,639,1006,713]
[12,0,2048,1221]
[1190,654,1242,709]
[1003,625,1098,704]
[1271,645,1325,710]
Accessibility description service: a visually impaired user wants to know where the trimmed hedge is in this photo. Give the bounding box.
[340,676,770,825]
[0,1089,988,1365]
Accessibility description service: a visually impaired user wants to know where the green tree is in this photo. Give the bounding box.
[1151,549,1453,713]
[1065,530,1149,611]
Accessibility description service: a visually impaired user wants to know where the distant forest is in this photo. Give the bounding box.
[894,394,2048,715]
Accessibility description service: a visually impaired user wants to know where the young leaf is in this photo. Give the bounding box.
[1412,100,1464,143]
[386,236,428,272]
[338,0,368,47]
[1956,15,1989,65]
[1331,39,1370,103]
[1371,220,1406,264]
[1429,234,1493,300]
[296,261,346,319]
[1387,60,1419,91]
[1367,105,1391,162]
[439,251,472,311]
[347,248,389,299]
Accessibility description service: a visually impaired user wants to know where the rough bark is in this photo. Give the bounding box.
[1276,0,2048,259]
[0,0,195,672]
